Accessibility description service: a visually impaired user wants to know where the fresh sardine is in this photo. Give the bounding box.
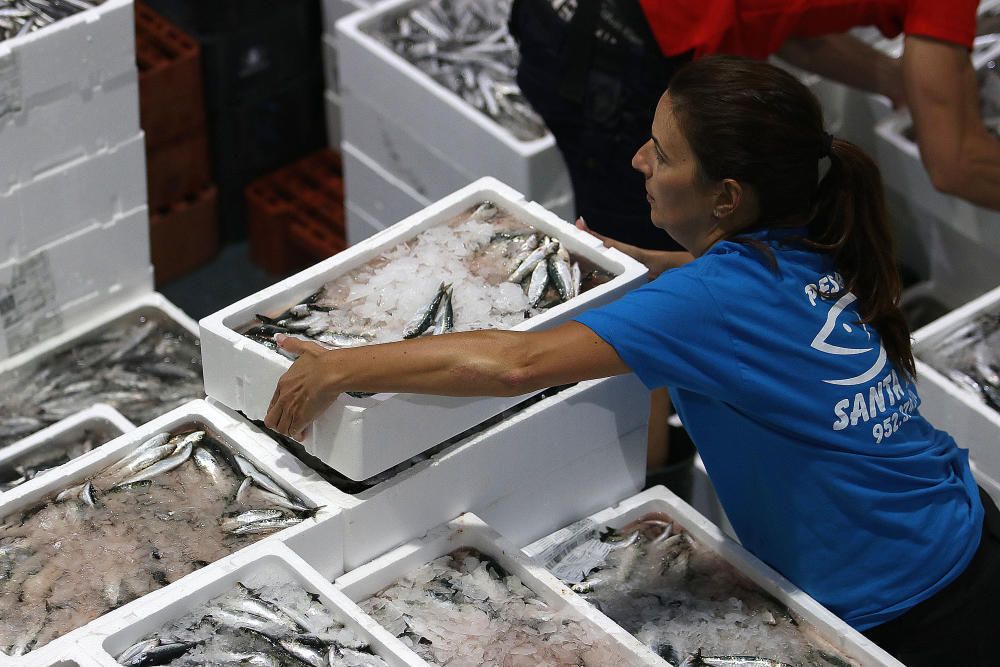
[403,283,451,339]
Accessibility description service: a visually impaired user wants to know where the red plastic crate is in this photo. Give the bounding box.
[245,148,345,275]
[146,131,212,210]
[150,185,220,286]
[136,2,207,150]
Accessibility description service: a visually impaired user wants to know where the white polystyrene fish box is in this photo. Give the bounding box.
[0,403,135,499]
[335,0,572,206]
[283,374,650,571]
[0,399,346,661]
[199,177,648,481]
[81,541,423,667]
[0,0,138,191]
[335,513,666,665]
[0,132,146,262]
[523,486,904,667]
[342,140,431,230]
[0,206,154,361]
[912,285,1000,483]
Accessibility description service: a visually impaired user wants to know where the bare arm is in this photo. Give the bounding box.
[264,322,631,438]
[778,33,905,108]
[903,36,1000,209]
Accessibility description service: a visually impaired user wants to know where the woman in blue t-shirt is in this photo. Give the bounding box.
[265,56,999,665]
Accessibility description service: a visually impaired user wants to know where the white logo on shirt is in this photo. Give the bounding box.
[810,293,887,386]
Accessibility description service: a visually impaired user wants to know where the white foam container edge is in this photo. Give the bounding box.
[334,512,666,665]
[523,486,905,667]
[199,176,648,481]
[0,403,135,493]
[0,291,194,379]
[335,0,570,201]
[0,399,348,662]
[76,541,424,667]
[0,0,135,104]
[315,373,650,570]
[911,285,1000,480]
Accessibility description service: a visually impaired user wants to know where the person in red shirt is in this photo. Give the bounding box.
[510,0,996,259]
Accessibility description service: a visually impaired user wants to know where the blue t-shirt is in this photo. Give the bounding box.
[575,230,984,631]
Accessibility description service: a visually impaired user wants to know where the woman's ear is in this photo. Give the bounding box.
[712,179,744,220]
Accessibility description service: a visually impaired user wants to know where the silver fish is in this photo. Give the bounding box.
[508,233,540,270]
[105,432,171,474]
[108,442,179,481]
[192,446,228,486]
[683,653,795,667]
[471,200,500,221]
[221,509,286,532]
[547,246,573,302]
[432,286,454,335]
[230,517,305,535]
[79,481,96,507]
[508,237,558,283]
[570,262,581,299]
[315,332,373,348]
[527,260,550,307]
[237,478,314,514]
[233,455,289,498]
[117,440,194,485]
[118,638,160,664]
[280,638,327,667]
[403,282,451,339]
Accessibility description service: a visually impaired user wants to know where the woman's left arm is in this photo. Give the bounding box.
[264,322,631,438]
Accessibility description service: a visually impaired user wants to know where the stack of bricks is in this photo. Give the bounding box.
[246,148,346,276]
[136,1,219,286]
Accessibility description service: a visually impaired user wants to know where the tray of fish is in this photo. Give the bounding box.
[335,512,666,665]
[912,284,1000,483]
[0,398,344,660]
[0,403,134,497]
[336,2,569,206]
[0,293,202,450]
[86,541,422,667]
[523,487,903,667]
[200,176,647,481]
[258,374,649,571]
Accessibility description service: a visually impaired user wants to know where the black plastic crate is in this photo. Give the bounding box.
[145,0,321,108]
[211,71,328,242]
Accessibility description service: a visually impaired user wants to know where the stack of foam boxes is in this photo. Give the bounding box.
[0,0,150,360]
[795,3,1000,311]
[327,0,576,245]
[320,0,374,149]
[135,2,218,286]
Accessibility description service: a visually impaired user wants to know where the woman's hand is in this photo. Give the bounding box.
[576,217,692,279]
[264,335,341,440]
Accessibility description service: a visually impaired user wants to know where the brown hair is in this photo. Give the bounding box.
[667,55,915,379]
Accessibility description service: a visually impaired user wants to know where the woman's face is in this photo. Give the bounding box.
[632,93,720,253]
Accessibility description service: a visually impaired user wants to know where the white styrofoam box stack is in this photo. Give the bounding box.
[80,541,423,666]
[911,286,1000,482]
[523,486,905,667]
[0,403,134,498]
[267,374,649,571]
[0,399,347,663]
[200,177,648,481]
[0,0,138,192]
[0,133,147,261]
[335,0,574,222]
[342,140,431,241]
[335,513,666,665]
[0,205,153,360]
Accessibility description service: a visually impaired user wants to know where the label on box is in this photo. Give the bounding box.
[524,518,611,584]
[0,52,22,121]
[0,253,62,356]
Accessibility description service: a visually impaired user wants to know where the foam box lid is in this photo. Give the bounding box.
[199,176,648,481]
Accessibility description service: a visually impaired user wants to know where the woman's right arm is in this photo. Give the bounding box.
[264,322,632,439]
